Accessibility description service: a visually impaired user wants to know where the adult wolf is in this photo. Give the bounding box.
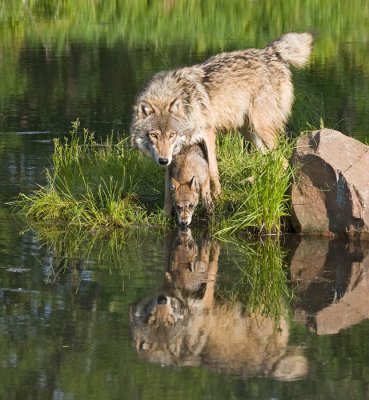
[130,32,313,205]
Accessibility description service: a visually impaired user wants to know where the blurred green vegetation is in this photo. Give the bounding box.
[1,0,369,137]
[1,0,369,57]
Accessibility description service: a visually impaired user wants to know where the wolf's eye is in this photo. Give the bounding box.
[149,132,158,139]
[188,203,194,210]
[176,204,182,211]
[169,132,176,138]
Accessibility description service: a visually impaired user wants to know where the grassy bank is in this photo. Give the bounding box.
[214,134,294,235]
[14,120,168,228]
[13,120,295,235]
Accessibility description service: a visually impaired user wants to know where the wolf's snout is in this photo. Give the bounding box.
[157,295,167,305]
[180,220,190,228]
[158,157,169,165]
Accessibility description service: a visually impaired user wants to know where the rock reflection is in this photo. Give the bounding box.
[131,228,308,380]
[289,236,369,334]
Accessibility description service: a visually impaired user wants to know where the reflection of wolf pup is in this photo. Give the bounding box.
[130,229,308,380]
[130,32,313,206]
[168,143,213,226]
[166,228,215,295]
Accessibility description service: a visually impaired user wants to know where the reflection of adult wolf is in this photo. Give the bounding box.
[130,229,308,380]
[130,32,313,202]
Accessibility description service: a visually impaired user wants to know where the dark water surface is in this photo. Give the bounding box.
[1,2,369,399]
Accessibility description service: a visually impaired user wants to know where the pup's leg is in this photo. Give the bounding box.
[163,168,173,215]
[203,130,221,198]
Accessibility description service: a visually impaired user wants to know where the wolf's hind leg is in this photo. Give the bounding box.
[242,129,268,152]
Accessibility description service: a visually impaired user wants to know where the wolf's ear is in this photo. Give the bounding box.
[188,176,197,190]
[138,101,155,118]
[168,98,182,114]
[171,178,180,192]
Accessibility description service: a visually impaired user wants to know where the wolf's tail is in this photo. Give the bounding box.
[269,32,313,68]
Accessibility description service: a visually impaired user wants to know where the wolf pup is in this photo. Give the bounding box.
[168,142,212,227]
[130,32,313,211]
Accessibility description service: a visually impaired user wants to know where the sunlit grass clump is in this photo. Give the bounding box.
[15,120,168,228]
[212,134,295,236]
[14,121,295,234]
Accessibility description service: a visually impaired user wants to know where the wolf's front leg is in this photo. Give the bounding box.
[203,130,221,198]
[201,180,214,214]
[203,194,214,214]
[163,168,173,215]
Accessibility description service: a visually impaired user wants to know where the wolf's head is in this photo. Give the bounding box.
[130,290,206,367]
[130,97,187,166]
[170,176,200,227]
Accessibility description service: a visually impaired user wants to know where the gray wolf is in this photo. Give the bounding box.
[130,229,308,379]
[168,142,213,226]
[130,32,313,209]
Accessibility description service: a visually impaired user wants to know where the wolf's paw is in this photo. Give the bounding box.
[211,184,221,200]
[204,196,214,215]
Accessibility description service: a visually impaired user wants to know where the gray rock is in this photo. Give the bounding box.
[291,128,369,239]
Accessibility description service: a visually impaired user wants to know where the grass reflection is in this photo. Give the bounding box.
[30,223,167,280]
[220,236,292,318]
[31,219,291,320]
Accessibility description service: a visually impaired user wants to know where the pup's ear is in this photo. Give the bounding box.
[188,176,197,190]
[138,101,155,118]
[171,178,180,192]
[168,98,182,114]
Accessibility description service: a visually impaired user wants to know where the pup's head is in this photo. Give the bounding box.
[130,97,186,166]
[171,176,200,227]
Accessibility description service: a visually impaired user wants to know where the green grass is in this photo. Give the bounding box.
[14,120,169,228]
[13,120,296,235]
[212,134,295,236]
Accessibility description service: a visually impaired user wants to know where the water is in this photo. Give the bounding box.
[1,2,369,399]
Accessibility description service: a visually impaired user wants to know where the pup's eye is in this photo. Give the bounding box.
[149,132,158,139]
[176,204,182,211]
[188,203,194,210]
